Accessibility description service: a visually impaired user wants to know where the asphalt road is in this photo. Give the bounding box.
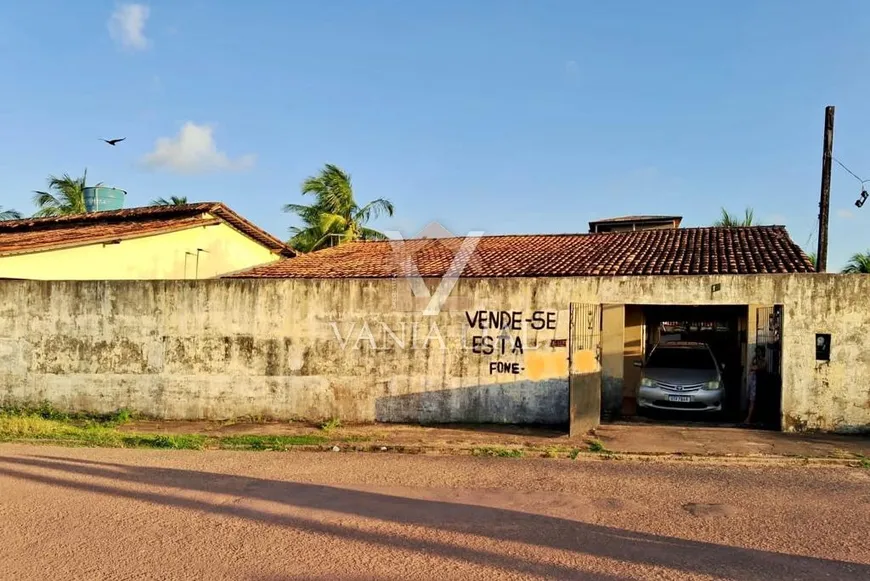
[0,445,868,581]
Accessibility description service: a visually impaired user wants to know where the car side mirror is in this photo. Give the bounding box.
[633,360,643,368]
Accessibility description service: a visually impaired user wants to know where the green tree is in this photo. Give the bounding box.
[713,207,755,227]
[0,207,22,221]
[842,251,870,274]
[32,169,100,217]
[283,163,394,252]
[150,196,189,206]
[806,251,817,269]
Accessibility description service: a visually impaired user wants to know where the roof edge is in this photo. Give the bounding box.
[310,225,791,245]
[0,218,222,257]
[0,202,296,258]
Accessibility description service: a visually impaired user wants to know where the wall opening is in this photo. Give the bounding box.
[620,304,762,427]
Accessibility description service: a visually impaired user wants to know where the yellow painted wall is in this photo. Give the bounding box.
[600,304,625,414]
[622,305,645,416]
[0,221,281,280]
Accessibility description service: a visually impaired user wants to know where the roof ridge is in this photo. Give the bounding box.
[342,225,787,244]
[0,202,221,230]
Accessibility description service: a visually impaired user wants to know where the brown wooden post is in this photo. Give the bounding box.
[816,106,835,272]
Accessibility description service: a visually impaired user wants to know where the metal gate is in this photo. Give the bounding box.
[754,305,783,428]
[568,303,602,436]
[755,305,782,375]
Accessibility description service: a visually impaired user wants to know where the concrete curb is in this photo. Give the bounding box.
[306,443,867,467]
[2,438,867,468]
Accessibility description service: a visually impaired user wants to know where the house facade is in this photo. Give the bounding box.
[0,203,295,280]
[231,226,848,433]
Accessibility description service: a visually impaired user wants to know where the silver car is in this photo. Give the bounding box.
[635,341,725,412]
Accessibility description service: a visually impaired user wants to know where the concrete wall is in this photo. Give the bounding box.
[0,220,280,280]
[621,305,644,416]
[1,274,868,432]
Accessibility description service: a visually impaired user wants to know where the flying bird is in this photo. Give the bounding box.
[101,137,126,146]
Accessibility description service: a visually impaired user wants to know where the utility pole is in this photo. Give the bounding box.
[816,105,835,272]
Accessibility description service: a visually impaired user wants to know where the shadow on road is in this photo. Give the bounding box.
[0,454,867,580]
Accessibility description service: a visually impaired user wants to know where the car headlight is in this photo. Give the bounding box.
[702,381,721,390]
[640,378,656,387]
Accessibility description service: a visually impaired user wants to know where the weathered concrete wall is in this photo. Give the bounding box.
[0,274,868,431]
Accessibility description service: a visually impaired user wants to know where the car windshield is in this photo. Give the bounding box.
[646,347,715,370]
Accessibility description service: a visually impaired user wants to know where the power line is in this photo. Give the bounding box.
[804,228,816,251]
[831,156,869,208]
[832,156,869,185]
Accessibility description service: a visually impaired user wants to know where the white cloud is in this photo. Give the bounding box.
[565,60,580,77]
[836,209,855,220]
[141,122,256,174]
[108,4,151,50]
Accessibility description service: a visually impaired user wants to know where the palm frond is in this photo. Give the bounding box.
[151,196,189,206]
[0,207,22,221]
[286,163,397,249]
[842,251,870,274]
[288,226,327,252]
[713,207,754,227]
[317,212,348,234]
[355,198,394,224]
[283,203,319,216]
[32,169,90,216]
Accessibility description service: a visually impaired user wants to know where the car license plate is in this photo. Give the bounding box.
[667,395,692,402]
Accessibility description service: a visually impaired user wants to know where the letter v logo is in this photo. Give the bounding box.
[386,229,484,316]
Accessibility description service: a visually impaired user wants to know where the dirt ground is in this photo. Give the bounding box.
[1,444,868,580]
[119,418,870,459]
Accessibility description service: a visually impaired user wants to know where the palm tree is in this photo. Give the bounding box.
[0,207,22,221]
[842,251,870,274]
[32,169,100,217]
[150,196,188,206]
[283,164,394,252]
[713,207,755,227]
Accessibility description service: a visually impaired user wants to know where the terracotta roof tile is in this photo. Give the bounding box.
[228,226,814,278]
[0,203,295,257]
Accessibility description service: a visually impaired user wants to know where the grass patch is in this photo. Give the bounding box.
[0,415,122,446]
[471,446,524,458]
[218,434,327,451]
[0,415,204,449]
[587,439,609,453]
[858,455,870,469]
[320,418,342,433]
[1,401,135,426]
[120,434,207,450]
[0,413,327,452]
[568,448,581,460]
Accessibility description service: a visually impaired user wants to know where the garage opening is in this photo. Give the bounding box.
[621,304,782,429]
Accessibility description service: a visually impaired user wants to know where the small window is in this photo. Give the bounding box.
[815,334,831,361]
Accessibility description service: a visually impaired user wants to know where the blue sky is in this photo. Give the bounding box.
[2,1,869,269]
